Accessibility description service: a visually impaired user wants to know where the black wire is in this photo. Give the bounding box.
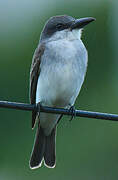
[0,100,118,121]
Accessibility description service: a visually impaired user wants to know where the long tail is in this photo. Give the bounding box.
[30,125,56,169]
[44,127,56,168]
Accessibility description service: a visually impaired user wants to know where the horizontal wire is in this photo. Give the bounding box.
[0,100,118,121]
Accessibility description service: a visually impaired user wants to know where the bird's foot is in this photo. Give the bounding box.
[69,106,76,121]
[37,102,41,118]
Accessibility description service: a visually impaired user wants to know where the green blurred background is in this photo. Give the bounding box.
[0,0,118,179]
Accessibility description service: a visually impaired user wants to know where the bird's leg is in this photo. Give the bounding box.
[69,105,76,121]
[37,102,41,118]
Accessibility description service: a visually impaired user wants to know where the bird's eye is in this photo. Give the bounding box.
[56,23,64,30]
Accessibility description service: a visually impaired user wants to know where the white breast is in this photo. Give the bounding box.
[36,33,88,107]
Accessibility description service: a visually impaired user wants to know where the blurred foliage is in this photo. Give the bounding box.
[0,1,118,180]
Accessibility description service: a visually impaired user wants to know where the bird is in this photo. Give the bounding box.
[29,15,95,169]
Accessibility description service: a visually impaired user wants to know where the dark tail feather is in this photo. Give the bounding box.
[44,127,56,168]
[30,125,45,169]
[32,111,37,129]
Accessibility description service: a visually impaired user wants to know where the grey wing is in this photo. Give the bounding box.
[30,43,45,129]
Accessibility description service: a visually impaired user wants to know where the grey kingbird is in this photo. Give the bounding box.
[29,15,95,169]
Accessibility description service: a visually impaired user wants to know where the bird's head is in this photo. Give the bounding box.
[40,15,95,41]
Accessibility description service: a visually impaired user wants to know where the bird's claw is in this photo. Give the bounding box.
[69,106,76,121]
[37,102,41,118]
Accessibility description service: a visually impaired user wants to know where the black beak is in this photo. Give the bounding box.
[70,17,96,30]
